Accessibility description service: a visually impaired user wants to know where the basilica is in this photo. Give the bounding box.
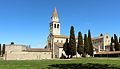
[46,7,70,58]
[46,8,111,58]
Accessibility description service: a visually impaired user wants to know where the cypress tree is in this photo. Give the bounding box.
[88,30,93,56]
[110,37,114,51]
[84,34,89,56]
[111,36,114,43]
[118,37,120,51]
[2,44,5,56]
[114,34,119,51]
[63,38,70,58]
[77,32,84,56]
[69,26,76,58]
[0,44,1,55]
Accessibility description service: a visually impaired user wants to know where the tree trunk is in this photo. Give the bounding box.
[67,55,69,59]
[70,55,73,58]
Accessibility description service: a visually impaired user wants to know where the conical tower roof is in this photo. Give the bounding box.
[52,7,58,17]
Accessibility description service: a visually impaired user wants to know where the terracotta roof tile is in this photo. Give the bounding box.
[96,51,120,54]
[26,48,52,52]
[54,35,69,38]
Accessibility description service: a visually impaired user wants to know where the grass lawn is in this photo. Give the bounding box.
[0,58,120,69]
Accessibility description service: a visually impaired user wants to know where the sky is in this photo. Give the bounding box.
[0,0,120,48]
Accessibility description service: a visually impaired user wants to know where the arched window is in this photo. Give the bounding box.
[57,24,59,28]
[106,36,108,38]
[54,24,56,28]
[61,40,63,43]
[57,40,59,42]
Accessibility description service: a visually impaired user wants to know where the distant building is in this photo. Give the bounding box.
[92,34,111,53]
[4,43,52,60]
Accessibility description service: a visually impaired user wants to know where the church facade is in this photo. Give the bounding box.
[46,8,69,58]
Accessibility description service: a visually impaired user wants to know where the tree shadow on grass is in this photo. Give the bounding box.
[48,63,120,69]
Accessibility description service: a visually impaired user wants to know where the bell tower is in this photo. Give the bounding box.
[50,7,60,35]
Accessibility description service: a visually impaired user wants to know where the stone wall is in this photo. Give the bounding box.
[54,38,66,43]
[4,44,52,60]
[4,51,51,60]
[54,46,59,58]
[5,45,28,53]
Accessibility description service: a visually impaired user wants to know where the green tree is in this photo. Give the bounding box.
[69,26,76,58]
[114,34,120,51]
[77,32,84,56]
[88,30,93,56]
[84,34,89,56]
[63,38,70,58]
[0,44,1,55]
[11,42,14,45]
[100,33,103,36]
[110,37,114,51]
[2,44,5,56]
